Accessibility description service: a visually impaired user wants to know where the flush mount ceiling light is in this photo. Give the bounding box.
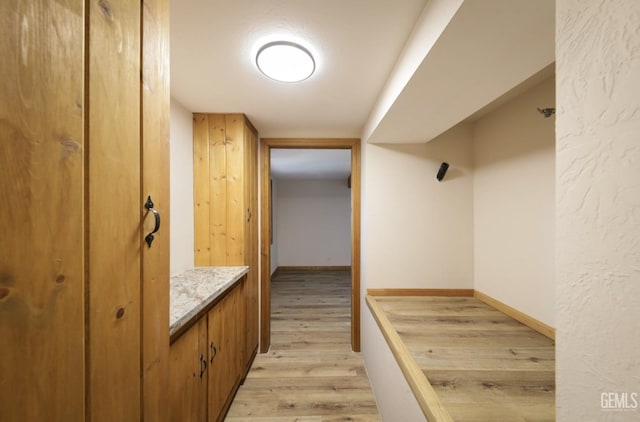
[256,41,315,83]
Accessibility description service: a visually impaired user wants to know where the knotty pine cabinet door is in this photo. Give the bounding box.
[208,282,243,421]
[169,280,245,422]
[169,318,208,422]
[0,1,170,421]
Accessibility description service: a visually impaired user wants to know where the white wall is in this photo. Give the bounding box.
[557,1,640,419]
[362,308,425,422]
[169,98,194,276]
[270,178,279,274]
[275,178,351,267]
[473,77,556,327]
[363,123,475,289]
[361,125,473,421]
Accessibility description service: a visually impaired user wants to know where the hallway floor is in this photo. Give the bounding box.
[226,269,380,421]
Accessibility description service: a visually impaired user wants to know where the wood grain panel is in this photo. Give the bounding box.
[244,125,259,370]
[350,139,361,352]
[0,1,85,420]
[367,288,475,297]
[193,113,211,266]
[373,296,556,421]
[259,140,271,352]
[209,114,227,265]
[225,114,246,265]
[208,286,242,421]
[87,0,141,419]
[169,318,206,422]
[141,0,170,419]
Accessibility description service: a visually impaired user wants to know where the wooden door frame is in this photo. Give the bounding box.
[259,138,361,353]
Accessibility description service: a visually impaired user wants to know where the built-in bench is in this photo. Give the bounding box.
[366,290,555,422]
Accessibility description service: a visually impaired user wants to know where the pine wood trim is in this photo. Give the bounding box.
[350,139,362,352]
[276,266,352,272]
[260,138,362,353]
[367,288,474,297]
[259,140,272,353]
[366,296,454,422]
[473,290,555,340]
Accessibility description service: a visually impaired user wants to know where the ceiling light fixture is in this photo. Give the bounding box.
[256,41,315,83]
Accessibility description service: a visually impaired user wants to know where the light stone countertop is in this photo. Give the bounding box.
[170,266,249,338]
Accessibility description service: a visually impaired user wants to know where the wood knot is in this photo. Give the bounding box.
[59,136,81,154]
[98,0,113,19]
[55,274,66,284]
[0,287,9,300]
[116,307,125,319]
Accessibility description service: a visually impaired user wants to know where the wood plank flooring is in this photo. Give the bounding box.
[226,270,380,421]
[375,296,555,422]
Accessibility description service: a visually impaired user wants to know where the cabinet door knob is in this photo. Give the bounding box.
[144,195,161,248]
[199,353,207,379]
[210,341,217,363]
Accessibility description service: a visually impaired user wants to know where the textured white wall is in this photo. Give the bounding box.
[473,77,556,327]
[275,178,351,267]
[169,98,195,276]
[557,0,640,419]
[363,124,474,289]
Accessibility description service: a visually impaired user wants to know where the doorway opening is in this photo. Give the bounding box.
[260,138,361,353]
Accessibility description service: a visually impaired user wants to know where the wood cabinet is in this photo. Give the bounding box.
[0,1,170,421]
[169,318,208,421]
[170,279,246,422]
[193,114,259,374]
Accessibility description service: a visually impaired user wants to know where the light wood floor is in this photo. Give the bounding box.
[375,296,555,422]
[226,270,380,421]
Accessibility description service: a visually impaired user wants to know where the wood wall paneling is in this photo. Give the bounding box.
[193,114,259,365]
[0,1,85,420]
[225,115,247,265]
[209,114,227,265]
[2,2,169,420]
[88,0,142,419]
[141,0,171,420]
[193,113,211,266]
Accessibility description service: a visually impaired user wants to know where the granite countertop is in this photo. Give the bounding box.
[170,266,249,339]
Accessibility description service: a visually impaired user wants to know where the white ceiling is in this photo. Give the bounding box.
[171,0,555,174]
[270,149,351,180]
[170,0,428,139]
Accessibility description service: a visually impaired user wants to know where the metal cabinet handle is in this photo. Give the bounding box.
[199,353,207,379]
[210,341,217,363]
[144,195,161,248]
